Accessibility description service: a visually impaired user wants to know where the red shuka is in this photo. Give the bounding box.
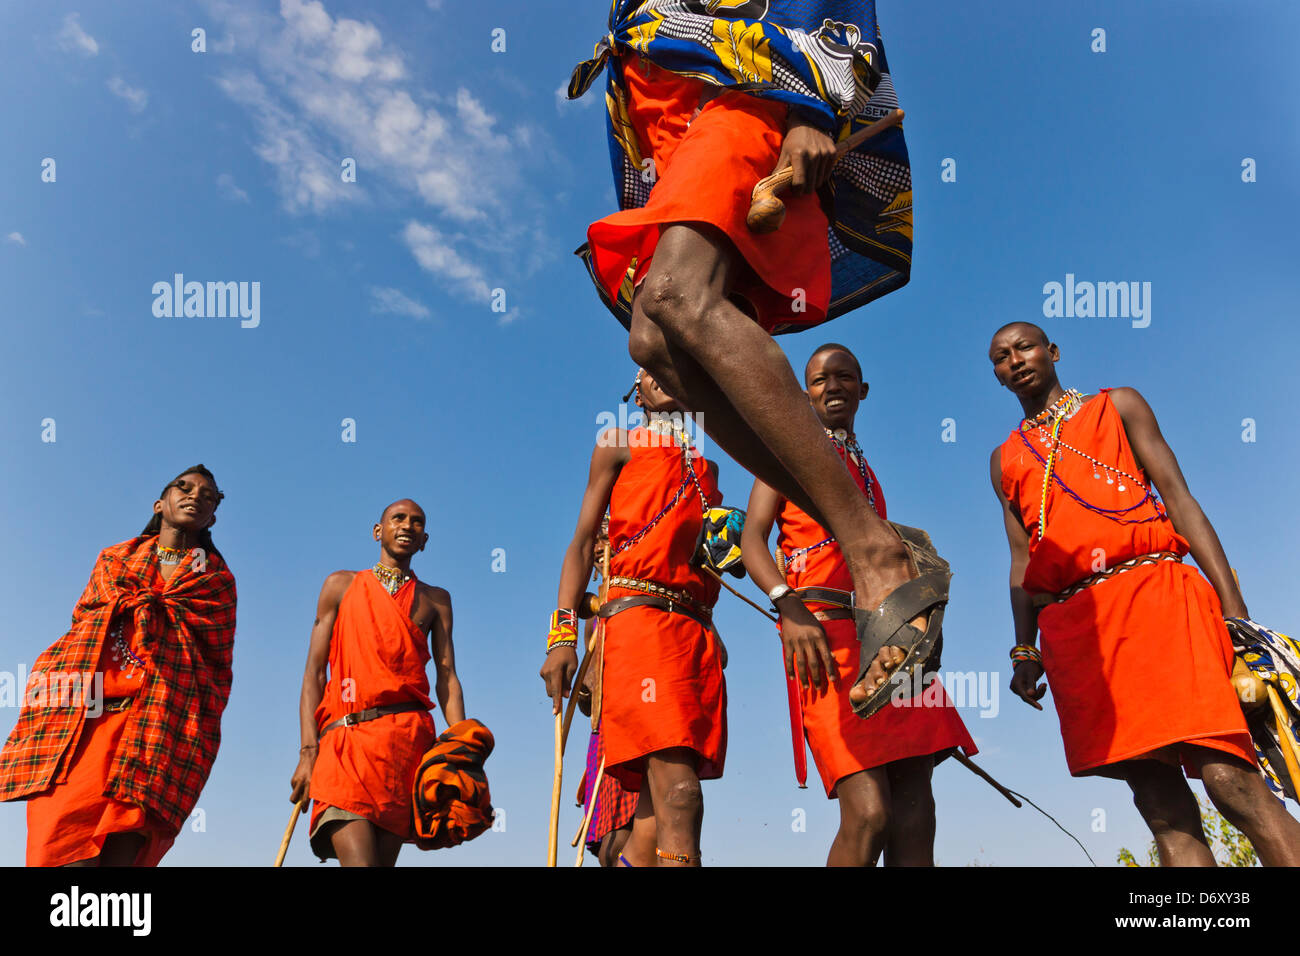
[586,57,831,335]
[777,439,976,797]
[999,390,1253,776]
[309,571,437,846]
[601,427,726,792]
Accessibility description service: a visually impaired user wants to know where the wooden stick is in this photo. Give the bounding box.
[701,566,778,622]
[547,712,563,866]
[573,755,608,866]
[953,752,1022,809]
[1266,684,1300,797]
[748,108,904,234]
[273,798,305,867]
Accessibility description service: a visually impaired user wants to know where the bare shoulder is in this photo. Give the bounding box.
[322,569,356,595]
[418,581,452,608]
[1104,386,1146,413]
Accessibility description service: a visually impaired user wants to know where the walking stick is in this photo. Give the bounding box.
[274,798,305,867]
[952,753,1021,808]
[573,755,607,866]
[748,108,904,233]
[547,712,563,867]
[1265,685,1300,797]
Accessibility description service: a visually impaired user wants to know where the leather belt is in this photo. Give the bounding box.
[318,702,427,737]
[598,594,713,631]
[793,587,856,621]
[1033,551,1183,608]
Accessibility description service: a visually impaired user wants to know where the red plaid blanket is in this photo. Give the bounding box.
[0,536,236,834]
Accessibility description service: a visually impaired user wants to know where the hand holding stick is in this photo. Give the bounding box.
[747,109,904,234]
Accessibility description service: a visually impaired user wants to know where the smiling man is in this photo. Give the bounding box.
[742,345,974,865]
[0,465,236,866]
[289,499,465,866]
[988,322,1300,866]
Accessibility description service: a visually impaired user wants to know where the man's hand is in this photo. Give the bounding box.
[775,116,836,196]
[1010,660,1047,710]
[289,749,316,807]
[540,647,579,715]
[778,601,838,692]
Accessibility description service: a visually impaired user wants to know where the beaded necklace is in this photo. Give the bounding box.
[372,563,411,596]
[1016,389,1165,539]
[612,422,711,557]
[784,429,878,566]
[109,621,147,677]
[155,543,187,566]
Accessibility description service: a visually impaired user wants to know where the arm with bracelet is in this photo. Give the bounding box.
[539,428,629,715]
[991,449,1047,710]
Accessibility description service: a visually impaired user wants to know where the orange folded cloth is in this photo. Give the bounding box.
[412,719,495,850]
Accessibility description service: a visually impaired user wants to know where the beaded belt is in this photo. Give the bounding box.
[607,575,709,615]
[1034,551,1183,607]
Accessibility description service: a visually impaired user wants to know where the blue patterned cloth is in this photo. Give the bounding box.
[1229,618,1300,803]
[568,0,912,332]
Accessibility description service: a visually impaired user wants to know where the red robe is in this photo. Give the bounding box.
[601,426,726,792]
[586,57,831,335]
[999,390,1254,776]
[777,439,976,797]
[309,571,437,850]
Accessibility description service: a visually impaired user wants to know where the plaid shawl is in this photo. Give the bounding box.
[0,536,236,834]
[569,0,912,330]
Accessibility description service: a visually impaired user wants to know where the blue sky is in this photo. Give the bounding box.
[1,0,1297,866]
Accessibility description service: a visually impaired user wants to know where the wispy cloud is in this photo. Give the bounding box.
[107,76,148,113]
[216,172,250,203]
[206,0,556,320]
[369,286,431,320]
[6,232,26,246]
[57,13,99,57]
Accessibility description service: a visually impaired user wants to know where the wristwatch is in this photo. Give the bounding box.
[767,583,794,604]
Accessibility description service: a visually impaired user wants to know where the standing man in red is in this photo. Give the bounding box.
[0,465,235,866]
[289,499,465,866]
[989,322,1300,866]
[567,2,934,710]
[542,370,725,866]
[743,345,975,865]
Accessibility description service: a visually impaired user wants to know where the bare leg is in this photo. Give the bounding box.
[827,768,891,866]
[883,755,936,866]
[1123,760,1216,866]
[1192,749,1300,866]
[329,819,404,867]
[643,747,704,866]
[630,223,917,699]
[619,778,658,866]
[62,831,147,867]
[597,825,632,867]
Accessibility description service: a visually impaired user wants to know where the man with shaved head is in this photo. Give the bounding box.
[988,323,1300,865]
[289,499,465,866]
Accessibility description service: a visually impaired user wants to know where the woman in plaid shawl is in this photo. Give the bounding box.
[0,465,236,866]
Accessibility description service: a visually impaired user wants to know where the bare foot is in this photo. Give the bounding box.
[848,645,906,708]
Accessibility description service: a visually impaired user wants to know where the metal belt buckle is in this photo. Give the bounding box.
[342,712,359,727]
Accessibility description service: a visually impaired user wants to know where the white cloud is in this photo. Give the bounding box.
[107,76,147,113]
[206,0,555,318]
[369,286,431,320]
[57,13,99,56]
[216,172,250,202]
[6,232,26,246]
[401,220,492,303]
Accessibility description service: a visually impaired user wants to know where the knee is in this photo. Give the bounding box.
[661,777,703,817]
[628,315,670,372]
[842,797,892,841]
[1131,784,1189,832]
[638,272,710,343]
[1201,763,1259,821]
